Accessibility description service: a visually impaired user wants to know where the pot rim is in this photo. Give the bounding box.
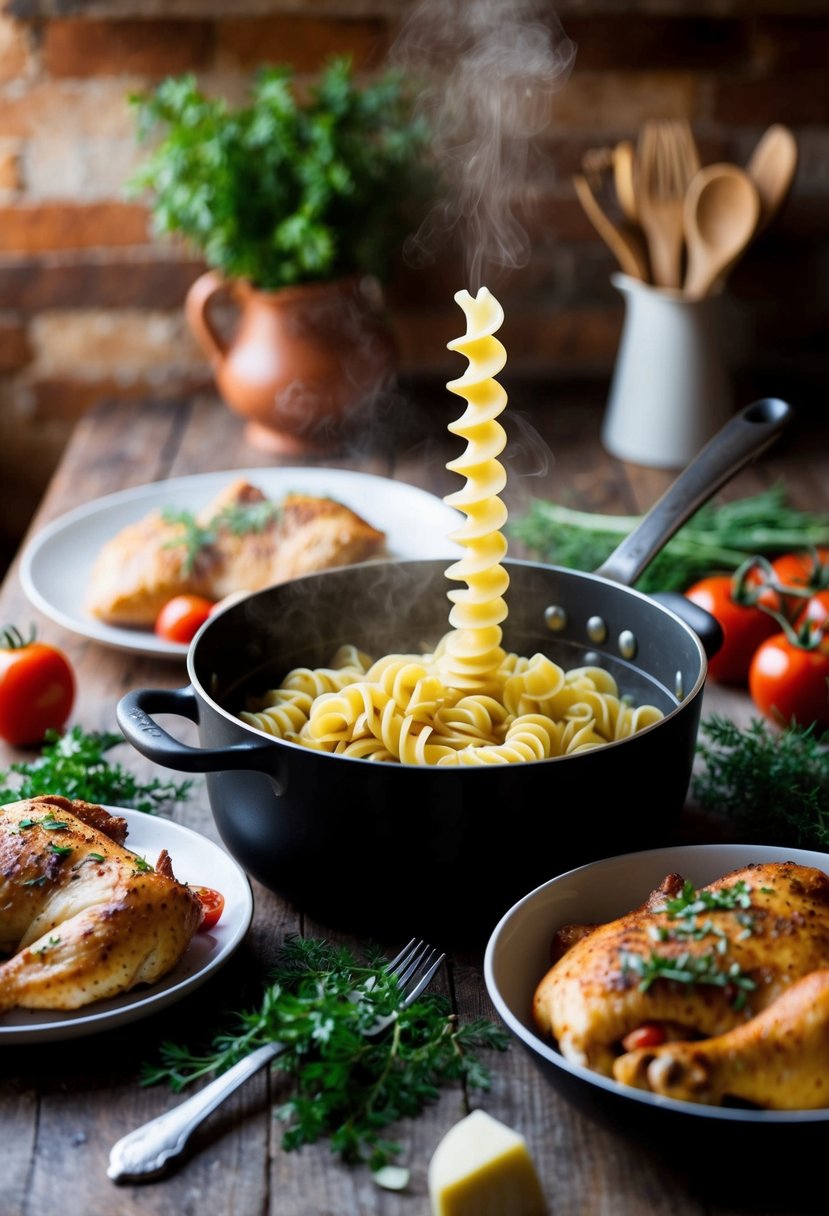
[184,556,710,767]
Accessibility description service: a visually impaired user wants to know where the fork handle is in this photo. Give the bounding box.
[107,1040,286,1183]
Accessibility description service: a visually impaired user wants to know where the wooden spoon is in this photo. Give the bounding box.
[683,163,760,299]
[573,173,649,282]
[746,123,798,234]
[613,140,638,225]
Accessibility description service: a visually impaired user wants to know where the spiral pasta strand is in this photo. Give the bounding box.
[437,287,510,693]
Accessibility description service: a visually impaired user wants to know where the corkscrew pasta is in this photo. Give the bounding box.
[239,286,664,764]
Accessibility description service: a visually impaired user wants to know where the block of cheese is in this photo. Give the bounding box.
[428,1109,547,1216]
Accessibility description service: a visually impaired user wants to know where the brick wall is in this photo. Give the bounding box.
[1,0,828,555]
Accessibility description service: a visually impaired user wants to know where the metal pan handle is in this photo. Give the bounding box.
[116,686,277,772]
[594,397,793,587]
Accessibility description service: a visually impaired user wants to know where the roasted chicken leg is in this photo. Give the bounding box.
[614,967,829,1109]
[0,795,203,1012]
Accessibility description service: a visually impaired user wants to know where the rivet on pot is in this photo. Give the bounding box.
[584,650,602,665]
[675,670,685,700]
[586,615,607,644]
[618,630,638,660]
[544,604,568,631]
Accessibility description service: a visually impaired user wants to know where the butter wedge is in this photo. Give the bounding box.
[428,1109,547,1216]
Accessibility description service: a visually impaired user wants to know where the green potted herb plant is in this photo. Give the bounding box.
[128,56,434,453]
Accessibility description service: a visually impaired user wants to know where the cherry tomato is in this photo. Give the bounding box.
[191,885,225,931]
[684,574,779,685]
[621,1023,666,1052]
[770,547,829,591]
[154,595,214,644]
[0,625,75,746]
[748,632,829,731]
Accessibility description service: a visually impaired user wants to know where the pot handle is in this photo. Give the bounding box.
[651,592,724,659]
[185,270,230,367]
[116,686,277,773]
[595,397,793,587]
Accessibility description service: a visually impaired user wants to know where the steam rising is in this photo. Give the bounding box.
[391,0,576,289]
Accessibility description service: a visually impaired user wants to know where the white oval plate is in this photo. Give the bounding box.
[20,467,462,660]
[0,809,253,1044]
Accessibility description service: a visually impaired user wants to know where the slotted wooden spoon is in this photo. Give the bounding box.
[683,163,760,299]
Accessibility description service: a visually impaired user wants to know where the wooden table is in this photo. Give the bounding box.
[2,386,828,1216]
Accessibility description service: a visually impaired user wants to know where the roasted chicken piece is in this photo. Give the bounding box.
[86,478,387,627]
[614,967,829,1109]
[0,795,203,1012]
[533,862,829,1097]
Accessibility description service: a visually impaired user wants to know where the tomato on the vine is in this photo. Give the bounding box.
[684,573,779,685]
[770,546,829,592]
[190,885,225,931]
[0,625,76,746]
[748,632,829,732]
[154,595,214,645]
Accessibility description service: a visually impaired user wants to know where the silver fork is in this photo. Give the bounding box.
[107,938,445,1184]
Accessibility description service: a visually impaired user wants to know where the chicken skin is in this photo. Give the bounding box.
[0,795,203,1012]
[86,479,387,627]
[533,861,829,1104]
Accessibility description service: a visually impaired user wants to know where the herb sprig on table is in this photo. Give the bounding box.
[509,484,829,593]
[693,714,829,849]
[141,935,508,1175]
[0,726,193,813]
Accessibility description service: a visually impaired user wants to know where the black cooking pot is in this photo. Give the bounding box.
[117,399,792,943]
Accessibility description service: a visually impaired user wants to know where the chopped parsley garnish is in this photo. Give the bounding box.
[86,852,105,863]
[48,843,72,857]
[621,948,757,1009]
[655,878,755,919]
[22,875,47,887]
[133,855,153,872]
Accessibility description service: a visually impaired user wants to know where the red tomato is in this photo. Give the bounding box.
[154,595,214,644]
[771,547,829,591]
[0,626,76,746]
[748,633,829,731]
[621,1023,666,1052]
[191,885,225,931]
[684,575,779,685]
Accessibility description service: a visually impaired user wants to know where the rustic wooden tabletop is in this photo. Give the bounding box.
[1,385,827,1216]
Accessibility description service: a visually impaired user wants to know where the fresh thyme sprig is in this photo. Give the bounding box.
[140,935,509,1173]
[693,714,829,848]
[161,499,282,573]
[160,508,217,576]
[0,726,193,813]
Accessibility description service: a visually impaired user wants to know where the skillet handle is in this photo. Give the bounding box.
[651,592,724,659]
[595,397,793,587]
[116,686,277,773]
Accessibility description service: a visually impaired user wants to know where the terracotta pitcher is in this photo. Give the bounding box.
[185,272,399,454]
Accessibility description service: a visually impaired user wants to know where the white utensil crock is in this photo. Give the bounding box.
[601,273,735,468]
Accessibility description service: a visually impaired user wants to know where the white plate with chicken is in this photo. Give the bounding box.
[485,842,829,1139]
[0,797,253,1043]
[19,467,462,660]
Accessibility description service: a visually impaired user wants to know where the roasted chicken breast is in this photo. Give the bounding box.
[86,478,387,627]
[533,861,829,1108]
[0,795,203,1012]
